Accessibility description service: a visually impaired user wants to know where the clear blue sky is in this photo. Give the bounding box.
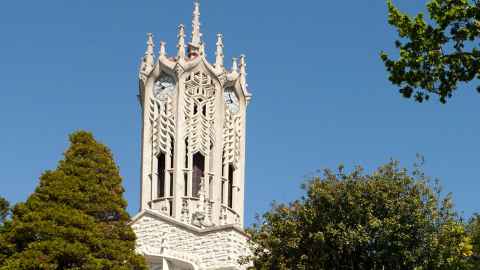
[1,0,478,225]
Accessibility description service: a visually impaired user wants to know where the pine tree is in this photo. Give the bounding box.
[0,131,147,270]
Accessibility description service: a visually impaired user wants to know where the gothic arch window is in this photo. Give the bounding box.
[184,172,188,197]
[228,163,235,208]
[169,136,175,197]
[192,152,205,198]
[185,138,189,168]
[221,181,225,204]
[157,152,166,198]
[170,136,175,169]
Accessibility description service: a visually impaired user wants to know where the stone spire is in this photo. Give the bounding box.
[139,33,155,78]
[239,54,247,87]
[188,0,202,57]
[191,0,202,47]
[215,34,224,69]
[177,24,186,60]
[232,57,239,74]
[159,41,166,58]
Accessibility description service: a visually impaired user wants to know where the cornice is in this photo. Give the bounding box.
[130,210,249,237]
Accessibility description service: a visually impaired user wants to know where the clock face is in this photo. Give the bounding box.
[153,75,176,99]
[224,87,240,113]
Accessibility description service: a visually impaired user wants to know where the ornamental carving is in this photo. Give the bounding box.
[184,71,216,156]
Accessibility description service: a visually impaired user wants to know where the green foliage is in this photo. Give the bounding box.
[0,197,9,225]
[467,215,480,267]
[381,0,480,103]
[0,131,147,270]
[245,161,473,270]
[0,197,11,265]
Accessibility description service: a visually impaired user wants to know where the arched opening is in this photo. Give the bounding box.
[157,152,166,198]
[228,164,235,208]
[170,136,175,197]
[192,153,205,198]
[185,138,189,168]
[170,136,175,169]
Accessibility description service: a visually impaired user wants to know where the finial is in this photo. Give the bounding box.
[159,41,166,57]
[239,55,247,74]
[140,33,155,77]
[177,24,186,60]
[191,0,202,47]
[232,57,239,73]
[239,54,248,87]
[215,34,224,69]
[146,33,155,55]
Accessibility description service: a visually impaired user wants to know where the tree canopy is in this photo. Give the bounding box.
[382,0,480,103]
[468,215,480,268]
[0,131,147,270]
[0,197,8,225]
[245,161,473,270]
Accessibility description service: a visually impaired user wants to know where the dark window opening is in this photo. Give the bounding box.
[170,136,175,169]
[228,164,234,208]
[193,104,198,115]
[157,153,166,198]
[192,152,205,198]
[170,172,174,197]
[184,173,188,197]
[169,200,173,217]
[185,138,189,168]
[221,181,225,204]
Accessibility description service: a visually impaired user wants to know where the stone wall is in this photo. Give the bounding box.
[132,210,251,270]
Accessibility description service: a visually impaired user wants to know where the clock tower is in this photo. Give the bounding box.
[131,1,253,269]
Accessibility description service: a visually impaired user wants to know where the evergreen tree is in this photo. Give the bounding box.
[0,131,147,270]
[0,197,8,225]
[0,196,11,265]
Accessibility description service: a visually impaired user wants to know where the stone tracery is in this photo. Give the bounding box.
[184,71,216,158]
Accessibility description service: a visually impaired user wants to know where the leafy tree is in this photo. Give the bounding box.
[381,0,480,103]
[468,215,480,268]
[0,131,147,270]
[245,161,473,270]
